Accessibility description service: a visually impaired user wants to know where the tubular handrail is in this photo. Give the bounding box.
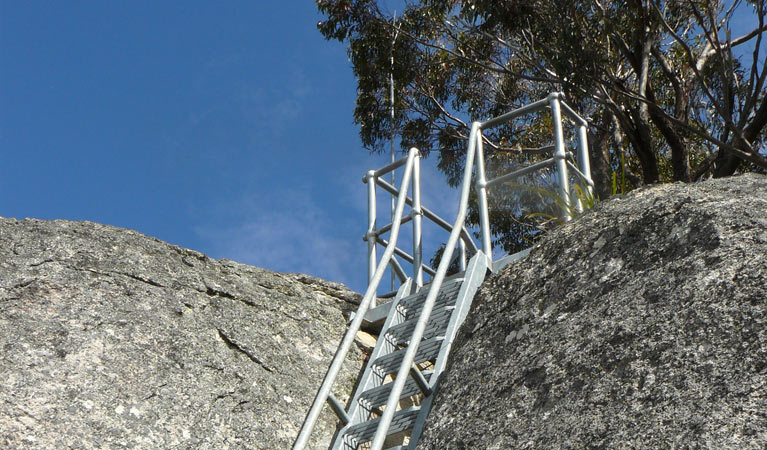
[369,154,410,179]
[375,236,438,277]
[292,149,419,450]
[364,152,479,291]
[558,100,588,126]
[369,94,593,448]
[475,92,592,258]
[484,157,556,189]
[368,122,484,449]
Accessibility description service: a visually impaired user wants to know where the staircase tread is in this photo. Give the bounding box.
[371,337,444,375]
[343,406,421,444]
[397,277,463,316]
[385,306,454,344]
[359,370,434,408]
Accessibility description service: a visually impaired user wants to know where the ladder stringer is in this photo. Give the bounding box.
[331,252,487,450]
[330,279,414,449]
[407,251,488,448]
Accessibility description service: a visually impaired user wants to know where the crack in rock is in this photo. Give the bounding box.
[216,328,274,373]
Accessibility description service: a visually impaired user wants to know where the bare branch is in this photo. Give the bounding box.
[652,2,760,158]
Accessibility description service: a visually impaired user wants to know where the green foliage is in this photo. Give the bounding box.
[507,181,597,233]
[611,151,628,195]
[317,0,767,253]
[317,0,766,180]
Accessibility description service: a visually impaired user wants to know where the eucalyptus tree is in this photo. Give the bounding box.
[318,0,767,250]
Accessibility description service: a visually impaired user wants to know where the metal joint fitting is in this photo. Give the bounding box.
[362,169,376,184]
[362,231,376,242]
[547,91,563,101]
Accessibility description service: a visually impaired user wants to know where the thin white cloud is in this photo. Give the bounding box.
[194,188,364,289]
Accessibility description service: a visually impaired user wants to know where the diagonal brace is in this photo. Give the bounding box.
[409,364,432,397]
[327,394,350,426]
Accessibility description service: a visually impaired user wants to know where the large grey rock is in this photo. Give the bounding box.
[420,173,767,449]
[0,218,363,449]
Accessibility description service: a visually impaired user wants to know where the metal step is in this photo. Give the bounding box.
[359,371,434,409]
[342,406,420,448]
[385,306,454,345]
[371,337,444,376]
[398,278,463,319]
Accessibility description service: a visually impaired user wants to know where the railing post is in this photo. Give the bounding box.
[474,123,493,267]
[548,93,571,222]
[366,169,378,304]
[411,149,423,288]
[576,123,593,196]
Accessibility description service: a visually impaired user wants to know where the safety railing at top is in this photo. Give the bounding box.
[362,149,478,302]
[293,92,592,450]
[474,91,593,265]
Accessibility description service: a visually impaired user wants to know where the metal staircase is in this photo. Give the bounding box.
[333,253,487,449]
[293,93,593,450]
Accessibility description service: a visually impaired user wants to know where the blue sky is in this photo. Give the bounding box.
[0,1,456,293]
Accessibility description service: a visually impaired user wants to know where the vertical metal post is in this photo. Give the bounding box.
[577,124,593,195]
[459,239,466,271]
[389,12,399,293]
[366,170,378,305]
[412,149,423,288]
[549,93,571,222]
[474,124,493,265]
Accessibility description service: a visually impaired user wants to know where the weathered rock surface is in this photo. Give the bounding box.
[420,173,767,449]
[0,218,363,449]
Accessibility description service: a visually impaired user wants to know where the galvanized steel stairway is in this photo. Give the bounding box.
[293,94,593,450]
[332,253,486,449]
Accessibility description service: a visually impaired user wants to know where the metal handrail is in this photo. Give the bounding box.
[292,149,419,449]
[365,152,479,291]
[476,92,592,260]
[373,177,475,247]
[375,237,437,277]
[363,150,426,289]
[368,122,484,449]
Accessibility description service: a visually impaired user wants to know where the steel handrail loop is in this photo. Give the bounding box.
[293,93,592,450]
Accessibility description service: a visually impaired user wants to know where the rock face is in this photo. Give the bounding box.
[0,218,363,449]
[419,173,767,449]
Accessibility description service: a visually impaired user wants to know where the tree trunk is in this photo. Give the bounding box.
[713,149,742,177]
[589,109,614,200]
[647,89,691,182]
[630,109,660,185]
[714,93,767,177]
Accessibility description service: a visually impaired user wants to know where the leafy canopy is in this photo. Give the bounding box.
[318,0,767,251]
